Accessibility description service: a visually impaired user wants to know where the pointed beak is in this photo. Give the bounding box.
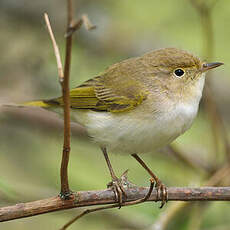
[201,62,224,72]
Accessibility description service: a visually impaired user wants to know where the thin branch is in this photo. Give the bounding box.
[82,14,96,30]
[65,19,83,37]
[59,0,96,200]
[60,179,154,230]
[44,9,72,197]
[59,205,125,230]
[1,186,230,223]
[60,0,74,198]
[65,14,96,37]
[44,13,64,80]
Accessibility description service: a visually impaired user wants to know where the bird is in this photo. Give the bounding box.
[16,48,223,207]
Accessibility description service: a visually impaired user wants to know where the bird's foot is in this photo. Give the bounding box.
[107,170,129,208]
[59,190,73,200]
[155,180,168,208]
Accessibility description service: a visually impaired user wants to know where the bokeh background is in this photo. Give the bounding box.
[1,0,230,229]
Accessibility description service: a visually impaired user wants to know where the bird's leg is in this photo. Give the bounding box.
[131,153,168,208]
[101,147,127,207]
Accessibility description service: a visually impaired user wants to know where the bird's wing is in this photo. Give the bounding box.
[47,74,147,113]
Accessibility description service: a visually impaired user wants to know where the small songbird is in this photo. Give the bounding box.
[20,48,223,207]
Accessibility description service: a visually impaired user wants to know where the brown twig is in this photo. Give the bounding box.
[65,14,96,37]
[59,0,96,200]
[60,179,154,230]
[1,186,230,223]
[44,13,64,80]
[59,0,75,198]
[44,9,72,197]
[82,14,97,30]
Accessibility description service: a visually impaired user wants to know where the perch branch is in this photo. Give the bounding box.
[1,186,230,223]
[60,0,76,197]
[60,179,154,230]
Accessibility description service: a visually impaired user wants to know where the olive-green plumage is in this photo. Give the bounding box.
[46,74,147,113]
[26,48,214,113]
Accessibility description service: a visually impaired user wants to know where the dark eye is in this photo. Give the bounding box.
[174,68,185,77]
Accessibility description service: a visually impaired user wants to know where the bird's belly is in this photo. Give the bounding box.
[74,102,198,154]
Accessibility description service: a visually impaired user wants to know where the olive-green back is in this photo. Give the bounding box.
[47,58,147,113]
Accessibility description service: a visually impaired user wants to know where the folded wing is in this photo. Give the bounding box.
[47,73,147,113]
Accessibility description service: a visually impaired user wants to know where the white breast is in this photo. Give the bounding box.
[74,102,198,154]
[74,76,205,155]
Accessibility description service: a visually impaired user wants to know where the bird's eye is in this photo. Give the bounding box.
[174,68,185,78]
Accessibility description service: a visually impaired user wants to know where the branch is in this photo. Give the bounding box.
[1,186,230,222]
[44,9,72,196]
[59,0,74,197]
[44,13,64,80]
[44,7,73,197]
[60,179,154,230]
[44,2,95,198]
[65,14,96,37]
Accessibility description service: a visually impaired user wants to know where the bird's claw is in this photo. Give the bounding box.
[155,180,168,208]
[107,176,128,208]
[59,190,73,200]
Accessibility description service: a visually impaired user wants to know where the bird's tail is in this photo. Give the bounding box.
[22,100,51,108]
[2,100,53,109]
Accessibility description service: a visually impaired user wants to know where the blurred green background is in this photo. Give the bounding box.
[0,0,230,229]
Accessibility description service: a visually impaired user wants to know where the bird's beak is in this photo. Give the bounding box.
[201,62,224,72]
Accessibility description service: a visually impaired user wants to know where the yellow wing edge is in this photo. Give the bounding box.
[23,101,51,108]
